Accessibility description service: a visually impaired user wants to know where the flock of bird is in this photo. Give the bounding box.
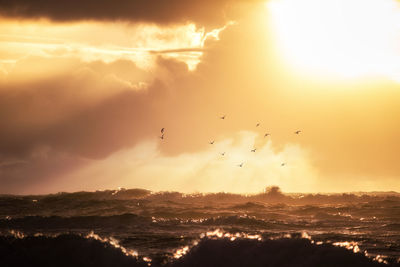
[159,115,301,168]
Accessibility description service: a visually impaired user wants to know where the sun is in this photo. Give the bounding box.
[267,0,400,81]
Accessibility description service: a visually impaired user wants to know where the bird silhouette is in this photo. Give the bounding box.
[238,163,244,167]
[251,148,257,152]
[160,134,164,140]
[256,123,260,127]
[264,133,270,138]
[209,140,215,145]
[220,152,225,156]
[161,128,165,134]
[220,115,226,120]
[294,130,301,134]
[281,162,286,166]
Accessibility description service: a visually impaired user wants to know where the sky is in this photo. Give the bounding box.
[1,0,400,194]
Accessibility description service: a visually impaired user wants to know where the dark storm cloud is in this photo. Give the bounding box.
[0,0,257,25]
[0,58,181,193]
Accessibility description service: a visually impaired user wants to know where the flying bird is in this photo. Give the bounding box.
[256,123,260,127]
[264,133,270,138]
[161,128,165,134]
[294,130,301,134]
[209,141,215,145]
[160,134,164,140]
[238,163,244,167]
[251,148,257,152]
[220,152,225,156]
[220,115,226,120]
[281,163,286,166]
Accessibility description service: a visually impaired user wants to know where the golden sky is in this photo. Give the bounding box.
[1,0,400,194]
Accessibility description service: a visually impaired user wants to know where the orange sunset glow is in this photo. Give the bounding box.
[1,0,400,195]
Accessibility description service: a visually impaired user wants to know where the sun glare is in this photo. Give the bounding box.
[267,0,400,81]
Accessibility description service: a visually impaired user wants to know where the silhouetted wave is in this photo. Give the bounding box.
[0,234,397,267]
[172,238,396,267]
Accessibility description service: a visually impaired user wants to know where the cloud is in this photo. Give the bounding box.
[0,57,168,159]
[1,3,400,194]
[0,0,258,26]
[0,56,174,194]
[0,21,233,71]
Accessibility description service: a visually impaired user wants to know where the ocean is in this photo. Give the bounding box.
[1,187,399,266]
